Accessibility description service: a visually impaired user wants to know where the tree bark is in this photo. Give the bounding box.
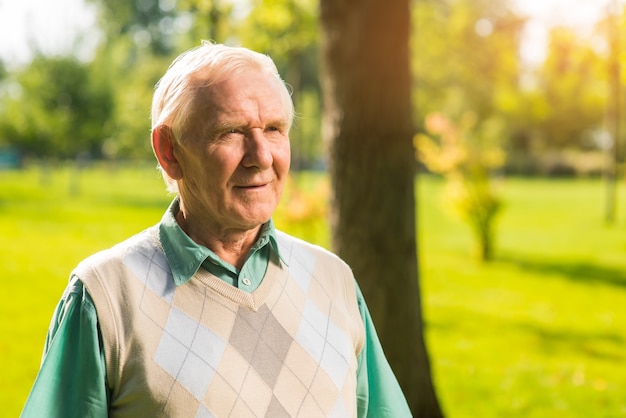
[319,0,443,416]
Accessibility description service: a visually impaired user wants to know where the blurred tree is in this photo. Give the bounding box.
[416,112,505,261]
[0,54,114,159]
[413,0,525,125]
[177,0,234,44]
[320,0,443,416]
[505,26,609,175]
[83,0,198,160]
[0,60,7,83]
[88,39,172,160]
[534,27,608,150]
[238,0,318,71]
[601,1,626,223]
[86,0,179,55]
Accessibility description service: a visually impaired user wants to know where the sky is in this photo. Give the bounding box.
[0,0,98,66]
[0,0,621,67]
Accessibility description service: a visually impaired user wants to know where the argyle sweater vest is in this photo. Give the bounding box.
[74,226,365,418]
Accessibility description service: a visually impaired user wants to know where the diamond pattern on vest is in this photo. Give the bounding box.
[282,238,316,293]
[117,231,357,417]
[153,306,226,400]
[124,241,175,303]
[229,304,292,388]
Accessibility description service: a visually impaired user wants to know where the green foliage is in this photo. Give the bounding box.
[289,89,325,170]
[1,0,625,168]
[86,0,180,55]
[175,0,235,45]
[79,0,193,160]
[0,60,7,82]
[0,55,114,159]
[514,27,608,154]
[0,0,321,164]
[412,0,525,124]
[412,0,620,175]
[412,0,527,178]
[238,0,318,66]
[416,112,505,261]
[93,43,172,159]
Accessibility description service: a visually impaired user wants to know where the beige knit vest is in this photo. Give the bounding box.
[75,226,365,417]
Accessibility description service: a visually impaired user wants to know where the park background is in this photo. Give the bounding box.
[2,0,626,416]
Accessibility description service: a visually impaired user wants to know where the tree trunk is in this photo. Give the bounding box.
[319,0,443,416]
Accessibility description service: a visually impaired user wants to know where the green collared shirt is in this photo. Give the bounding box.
[21,199,411,418]
[159,198,282,291]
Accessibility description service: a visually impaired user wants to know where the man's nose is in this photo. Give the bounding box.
[242,129,273,169]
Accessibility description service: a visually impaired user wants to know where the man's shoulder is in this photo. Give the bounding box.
[74,225,160,273]
[275,229,334,255]
[274,230,349,269]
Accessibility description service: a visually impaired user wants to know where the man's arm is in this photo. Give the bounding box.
[355,283,412,418]
[21,276,109,418]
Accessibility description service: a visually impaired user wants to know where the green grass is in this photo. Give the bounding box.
[420,176,626,418]
[0,163,171,417]
[2,165,626,417]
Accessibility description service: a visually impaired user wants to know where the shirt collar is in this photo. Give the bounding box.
[158,198,284,286]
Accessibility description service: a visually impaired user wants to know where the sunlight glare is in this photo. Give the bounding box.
[512,0,619,66]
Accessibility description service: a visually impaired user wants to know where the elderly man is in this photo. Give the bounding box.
[22,42,411,417]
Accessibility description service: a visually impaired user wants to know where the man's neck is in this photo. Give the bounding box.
[174,209,261,270]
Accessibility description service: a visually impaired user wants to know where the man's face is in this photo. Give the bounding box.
[175,70,291,234]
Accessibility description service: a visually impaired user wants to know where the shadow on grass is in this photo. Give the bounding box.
[429,312,625,362]
[513,321,625,362]
[499,255,626,289]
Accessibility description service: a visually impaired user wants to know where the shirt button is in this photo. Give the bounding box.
[241,277,252,286]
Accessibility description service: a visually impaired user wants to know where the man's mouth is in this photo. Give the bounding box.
[237,182,269,189]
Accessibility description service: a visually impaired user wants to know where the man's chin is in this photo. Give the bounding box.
[230,208,275,229]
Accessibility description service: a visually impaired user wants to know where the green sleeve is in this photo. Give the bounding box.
[355,283,412,418]
[21,276,109,418]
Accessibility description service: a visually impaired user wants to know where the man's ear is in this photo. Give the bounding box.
[152,125,183,181]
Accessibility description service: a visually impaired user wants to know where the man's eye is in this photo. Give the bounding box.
[221,129,240,137]
[215,129,240,142]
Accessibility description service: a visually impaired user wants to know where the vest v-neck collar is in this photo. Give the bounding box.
[192,254,286,311]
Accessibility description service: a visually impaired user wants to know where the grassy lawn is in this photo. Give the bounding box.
[2,164,626,417]
[420,176,626,418]
[0,164,171,417]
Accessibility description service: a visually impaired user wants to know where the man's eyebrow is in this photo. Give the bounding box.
[266,115,291,127]
[211,120,239,131]
[201,117,243,136]
[209,116,289,131]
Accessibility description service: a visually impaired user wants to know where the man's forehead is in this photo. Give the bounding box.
[198,82,287,120]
